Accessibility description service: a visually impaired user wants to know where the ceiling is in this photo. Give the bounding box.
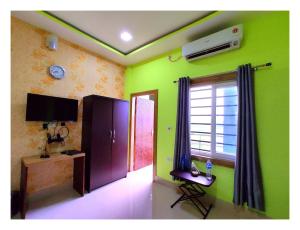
[11,11,259,66]
[49,11,210,54]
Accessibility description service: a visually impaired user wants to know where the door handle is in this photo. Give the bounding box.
[112,129,116,143]
[110,130,112,139]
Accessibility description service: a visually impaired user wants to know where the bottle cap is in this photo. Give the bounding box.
[206,161,212,169]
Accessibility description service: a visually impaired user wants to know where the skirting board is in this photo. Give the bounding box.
[153,176,182,190]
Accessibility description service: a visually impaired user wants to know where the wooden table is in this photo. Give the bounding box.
[20,152,85,219]
[170,170,216,219]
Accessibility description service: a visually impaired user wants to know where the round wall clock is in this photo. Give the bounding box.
[49,65,66,79]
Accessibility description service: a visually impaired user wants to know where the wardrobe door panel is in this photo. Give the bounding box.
[90,98,113,191]
[81,97,93,191]
[111,100,129,181]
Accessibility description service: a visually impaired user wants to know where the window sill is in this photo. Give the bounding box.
[191,154,235,168]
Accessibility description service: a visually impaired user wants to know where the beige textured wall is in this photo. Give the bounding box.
[11,17,126,190]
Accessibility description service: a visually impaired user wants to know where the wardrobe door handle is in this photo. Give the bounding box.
[110,130,112,139]
[112,129,116,143]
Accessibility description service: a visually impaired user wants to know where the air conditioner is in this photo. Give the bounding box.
[182,24,243,61]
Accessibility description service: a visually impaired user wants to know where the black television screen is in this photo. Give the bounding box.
[26,93,78,121]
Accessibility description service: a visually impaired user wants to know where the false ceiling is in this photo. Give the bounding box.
[11,11,260,66]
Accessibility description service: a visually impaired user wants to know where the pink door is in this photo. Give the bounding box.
[134,97,154,170]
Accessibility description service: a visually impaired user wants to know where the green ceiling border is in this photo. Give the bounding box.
[36,11,223,57]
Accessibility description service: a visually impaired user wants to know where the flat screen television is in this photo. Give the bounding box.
[26,93,78,121]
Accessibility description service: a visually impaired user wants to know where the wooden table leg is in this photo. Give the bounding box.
[20,163,28,219]
[73,156,85,196]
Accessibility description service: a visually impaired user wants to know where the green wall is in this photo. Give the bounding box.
[124,11,289,219]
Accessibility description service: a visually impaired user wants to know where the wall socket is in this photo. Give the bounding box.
[166,156,173,162]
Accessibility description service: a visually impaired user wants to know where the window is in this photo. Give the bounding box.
[190,80,238,162]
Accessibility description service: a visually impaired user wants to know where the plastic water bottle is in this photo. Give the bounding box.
[206,160,213,181]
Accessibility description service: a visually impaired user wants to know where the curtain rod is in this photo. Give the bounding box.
[173,62,272,83]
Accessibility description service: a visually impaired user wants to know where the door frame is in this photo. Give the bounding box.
[128,89,158,180]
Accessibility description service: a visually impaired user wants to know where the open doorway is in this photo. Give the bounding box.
[128,90,158,180]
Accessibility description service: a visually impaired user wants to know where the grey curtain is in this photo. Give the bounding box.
[233,64,264,211]
[173,77,191,173]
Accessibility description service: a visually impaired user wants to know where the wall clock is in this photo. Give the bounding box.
[48,65,66,79]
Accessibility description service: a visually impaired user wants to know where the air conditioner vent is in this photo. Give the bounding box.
[186,42,231,60]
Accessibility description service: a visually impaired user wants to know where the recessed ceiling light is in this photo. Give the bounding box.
[120,31,132,42]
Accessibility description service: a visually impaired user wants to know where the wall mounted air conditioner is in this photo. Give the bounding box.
[182,24,243,61]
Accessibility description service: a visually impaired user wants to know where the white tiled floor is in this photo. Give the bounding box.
[21,165,266,219]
